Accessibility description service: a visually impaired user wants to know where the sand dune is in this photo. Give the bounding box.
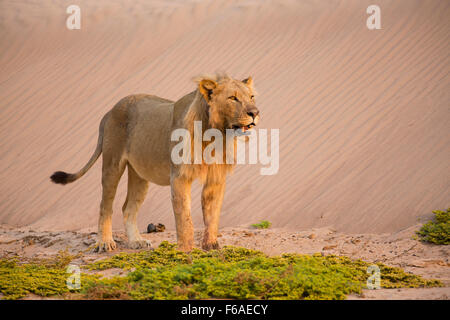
[0,0,449,234]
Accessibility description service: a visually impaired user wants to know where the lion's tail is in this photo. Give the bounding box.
[50,114,108,185]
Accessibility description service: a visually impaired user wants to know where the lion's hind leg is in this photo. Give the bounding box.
[122,164,152,249]
[94,158,126,253]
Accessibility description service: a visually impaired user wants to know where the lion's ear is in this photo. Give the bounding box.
[242,76,253,88]
[198,79,217,101]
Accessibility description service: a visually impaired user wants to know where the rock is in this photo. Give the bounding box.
[83,239,95,246]
[156,223,166,232]
[147,223,166,233]
[147,224,157,233]
[308,234,316,239]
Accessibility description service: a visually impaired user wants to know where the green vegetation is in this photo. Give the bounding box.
[84,242,440,300]
[251,220,271,229]
[416,208,450,245]
[0,250,98,300]
[0,242,441,300]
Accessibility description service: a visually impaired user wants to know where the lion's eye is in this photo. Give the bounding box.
[228,96,239,102]
[250,95,255,99]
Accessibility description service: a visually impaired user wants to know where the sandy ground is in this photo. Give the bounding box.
[0,223,449,299]
[0,0,448,300]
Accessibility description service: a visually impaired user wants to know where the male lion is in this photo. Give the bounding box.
[50,73,260,252]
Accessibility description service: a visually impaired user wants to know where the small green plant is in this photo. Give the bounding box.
[251,220,271,229]
[416,208,450,245]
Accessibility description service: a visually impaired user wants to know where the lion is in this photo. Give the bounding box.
[50,73,260,252]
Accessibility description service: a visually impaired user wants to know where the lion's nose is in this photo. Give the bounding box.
[246,105,259,119]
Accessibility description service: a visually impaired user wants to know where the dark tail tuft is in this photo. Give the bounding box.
[50,171,72,185]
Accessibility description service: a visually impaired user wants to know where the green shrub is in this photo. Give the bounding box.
[0,242,441,300]
[0,251,98,300]
[251,220,271,229]
[82,242,440,300]
[416,208,450,245]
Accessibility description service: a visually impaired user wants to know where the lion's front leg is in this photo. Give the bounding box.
[201,180,225,251]
[171,176,194,252]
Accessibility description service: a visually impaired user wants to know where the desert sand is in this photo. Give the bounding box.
[0,0,449,299]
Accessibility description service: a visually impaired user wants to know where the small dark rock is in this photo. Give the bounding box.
[147,224,156,233]
[147,223,166,233]
[83,239,95,246]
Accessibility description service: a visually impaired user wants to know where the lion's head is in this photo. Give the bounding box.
[194,73,260,132]
[180,73,261,182]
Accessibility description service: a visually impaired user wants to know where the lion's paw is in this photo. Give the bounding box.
[93,239,117,253]
[128,239,152,250]
[202,241,220,251]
